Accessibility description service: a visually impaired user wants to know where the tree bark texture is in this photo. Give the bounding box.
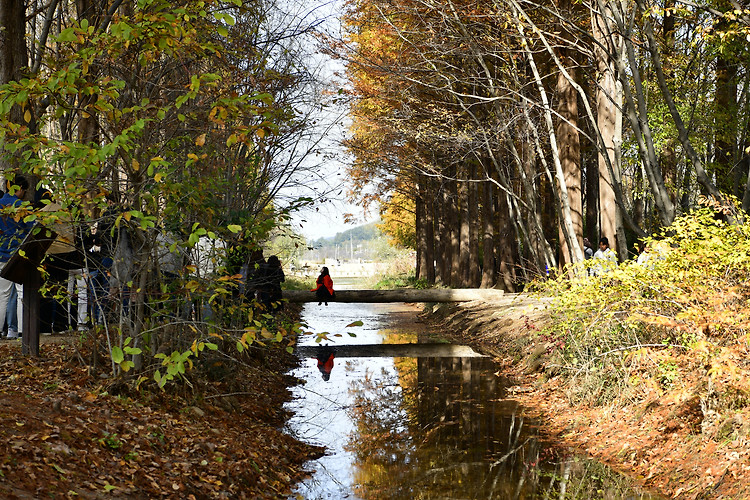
[481,178,495,288]
[0,0,29,175]
[555,64,582,269]
[458,168,471,287]
[468,164,480,287]
[449,173,461,287]
[423,176,436,284]
[592,0,624,257]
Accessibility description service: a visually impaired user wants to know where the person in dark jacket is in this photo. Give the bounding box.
[254,255,285,312]
[0,176,33,338]
[311,266,335,306]
[583,238,594,260]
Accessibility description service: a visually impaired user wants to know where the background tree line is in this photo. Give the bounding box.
[337,0,750,290]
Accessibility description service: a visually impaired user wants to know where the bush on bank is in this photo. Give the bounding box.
[532,202,750,431]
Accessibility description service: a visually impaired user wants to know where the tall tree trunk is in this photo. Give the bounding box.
[660,0,679,201]
[422,175,435,283]
[511,7,583,265]
[480,177,495,288]
[436,181,449,284]
[0,0,27,90]
[458,169,470,287]
[496,190,517,292]
[449,173,461,287]
[76,0,103,144]
[556,62,582,270]
[468,163,480,287]
[416,188,424,281]
[0,0,30,175]
[592,0,625,258]
[585,156,599,242]
[714,53,738,195]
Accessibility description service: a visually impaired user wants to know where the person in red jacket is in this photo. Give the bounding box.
[311,266,335,305]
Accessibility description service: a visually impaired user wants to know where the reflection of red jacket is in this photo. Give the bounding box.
[311,275,334,295]
[317,353,334,373]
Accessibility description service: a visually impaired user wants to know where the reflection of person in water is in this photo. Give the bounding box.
[316,347,335,381]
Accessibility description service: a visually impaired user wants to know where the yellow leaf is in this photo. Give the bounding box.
[154,173,163,182]
[255,128,266,139]
[132,159,140,171]
[195,133,206,146]
[23,109,31,123]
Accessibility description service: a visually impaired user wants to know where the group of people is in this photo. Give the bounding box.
[582,236,618,276]
[0,177,128,338]
[0,174,338,338]
[583,234,665,276]
[247,260,335,309]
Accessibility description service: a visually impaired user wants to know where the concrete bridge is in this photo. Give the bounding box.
[283,288,508,303]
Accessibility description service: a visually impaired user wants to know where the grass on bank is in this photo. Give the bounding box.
[370,254,430,289]
[531,202,750,441]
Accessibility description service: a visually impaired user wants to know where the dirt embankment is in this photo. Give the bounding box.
[421,293,750,500]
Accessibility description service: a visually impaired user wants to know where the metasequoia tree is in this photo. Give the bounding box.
[340,0,750,286]
[341,0,589,285]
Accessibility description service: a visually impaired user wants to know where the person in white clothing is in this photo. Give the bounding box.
[67,269,89,331]
[592,236,617,276]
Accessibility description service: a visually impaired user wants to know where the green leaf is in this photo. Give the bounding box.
[57,28,78,43]
[228,224,242,233]
[205,342,218,351]
[346,321,364,327]
[111,346,124,364]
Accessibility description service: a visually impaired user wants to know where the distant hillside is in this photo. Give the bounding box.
[302,222,392,262]
[311,222,380,248]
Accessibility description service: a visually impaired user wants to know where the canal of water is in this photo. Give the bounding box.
[285,285,660,499]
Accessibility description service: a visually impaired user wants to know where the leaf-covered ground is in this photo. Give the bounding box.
[0,337,322,499]
[428,298,750,500]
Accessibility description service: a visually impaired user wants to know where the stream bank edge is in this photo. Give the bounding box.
[419,293,750,500]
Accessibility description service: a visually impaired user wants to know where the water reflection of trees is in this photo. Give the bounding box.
[345,356,657,499]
